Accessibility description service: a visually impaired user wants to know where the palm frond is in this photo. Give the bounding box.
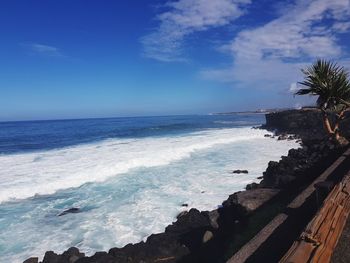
[295,59,350,112]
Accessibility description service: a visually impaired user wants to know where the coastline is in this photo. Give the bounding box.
[24,109,347,263]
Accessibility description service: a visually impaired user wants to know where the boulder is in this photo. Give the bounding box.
[78,251,115,263]
[225,189,279,212]
[166,209,211,236]
[208,209,220,229]
[42,251,62,263]
[177,211,188,219]
[202,231,214,243]
[62,247,84,262]
[58,208,80,216]
[278,134,288,140]
[232,170,249,174]
[246,182,259,190]
[41,248,85,263]
[23,258,38,263]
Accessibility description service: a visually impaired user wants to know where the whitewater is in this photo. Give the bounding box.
[0,116,299,262]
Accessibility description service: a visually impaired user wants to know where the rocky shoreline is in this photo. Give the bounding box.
[24,109,348,263]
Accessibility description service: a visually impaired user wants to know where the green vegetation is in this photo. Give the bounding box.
[296,59,350,144]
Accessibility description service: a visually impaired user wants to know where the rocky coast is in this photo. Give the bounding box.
[24,109,348,263]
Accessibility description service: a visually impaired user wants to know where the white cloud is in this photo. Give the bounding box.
[200,0,350,107]
[141,0,251,62]
[22,43,64,57]
[333,21,350,32]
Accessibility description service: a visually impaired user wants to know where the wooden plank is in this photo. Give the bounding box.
[280,241,315,263]
[280,173,350,263]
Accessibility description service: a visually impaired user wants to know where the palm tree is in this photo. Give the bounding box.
[296,59,350,143]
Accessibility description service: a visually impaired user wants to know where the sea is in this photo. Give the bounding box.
[0,114,299,262]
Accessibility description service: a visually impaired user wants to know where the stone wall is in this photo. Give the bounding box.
[264,109,325,139]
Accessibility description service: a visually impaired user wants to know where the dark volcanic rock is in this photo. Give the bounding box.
[77,252,115,263]
[202,230,214,243]
[108,235,188,263]
[35,208,219,262]
[23,258,38,263]
[232,170,249,174]
[177,211,188,219]
[63,247,84,262]
[263,109,325,140]
[40,247,84,263]
[42,251,60,263]
[165,209,211,236]
[278,134,289,140]
[58,208,80,216]
[246,182,259,190]
[260,138,342,188]
[223,189,279,212]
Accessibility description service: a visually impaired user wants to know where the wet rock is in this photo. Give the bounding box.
[208,209,220,229]
[166,209,211,236]
[78,251,115,263]
[41,248,84,263]
[62,247,84,262]
[202,231,214,243]
[42,251,62,263]
[58,208,80,216]
[264,109,325,140]
[225,189,279,212]
[177,211,188,219]
[23,258,38,263]
[277,175,296,187]
[288,148,308,159]
[246,182,259,190]
[107,233,189,263]
[288,135,298,140]
[278,134,288,140]
[232,170,248,174]
[69,255,80,263]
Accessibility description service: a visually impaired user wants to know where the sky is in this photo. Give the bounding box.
[1,0,350,121]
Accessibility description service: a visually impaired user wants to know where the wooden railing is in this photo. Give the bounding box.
[280,173,350,263]
[227,148,350,263]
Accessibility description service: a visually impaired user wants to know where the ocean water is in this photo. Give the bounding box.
[0,114,299,262]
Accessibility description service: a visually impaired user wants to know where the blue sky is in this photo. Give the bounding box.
[1,0,350,121]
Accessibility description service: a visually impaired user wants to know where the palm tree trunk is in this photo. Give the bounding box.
[334,110,349,145]
[322,111,334,135]
[334,110,345,136]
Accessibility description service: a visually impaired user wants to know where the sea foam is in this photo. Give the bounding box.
[0,127,299,262]
[1,127,276,203]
